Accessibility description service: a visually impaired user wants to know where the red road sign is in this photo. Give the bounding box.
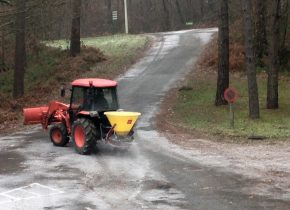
[224,87,238,104]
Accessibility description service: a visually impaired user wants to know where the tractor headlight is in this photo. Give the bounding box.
[89,111,99,118]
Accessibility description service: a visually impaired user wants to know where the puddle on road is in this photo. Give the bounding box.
[0,152,26,174]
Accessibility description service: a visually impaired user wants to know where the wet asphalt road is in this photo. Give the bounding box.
[1,29,290,210]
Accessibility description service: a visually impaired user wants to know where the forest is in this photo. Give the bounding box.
[0,0,217,97]
[0,0,289,133]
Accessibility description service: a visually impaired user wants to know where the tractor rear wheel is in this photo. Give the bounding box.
[50,123,69,147]
[72,118,97,155]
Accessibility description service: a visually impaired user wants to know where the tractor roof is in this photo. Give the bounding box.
[71,78,117,88]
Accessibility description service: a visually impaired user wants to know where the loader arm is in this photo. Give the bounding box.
[24,101,71,133]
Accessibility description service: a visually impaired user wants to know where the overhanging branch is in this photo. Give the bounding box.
[0,0,12,6]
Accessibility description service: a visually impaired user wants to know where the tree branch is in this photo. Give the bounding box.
[0,0,12,6]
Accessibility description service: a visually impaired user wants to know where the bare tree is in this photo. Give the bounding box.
[199,0,205,20]
[279,0,289,63]
[242,0,260,118]
[70,0,81,57]
[282,1,289,44]
[215,0,229,106]
[267,0,281,109]
[106,0,112,32]
[175,0,185,24]
[0,0,10,5]
[255,0,268,67]
[162,0,170,31]
[13,0,26,98]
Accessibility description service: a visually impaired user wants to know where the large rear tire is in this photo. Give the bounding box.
[72,118,97,155]
[50,123,69,147]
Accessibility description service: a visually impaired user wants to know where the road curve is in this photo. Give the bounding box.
[0,29,289,210]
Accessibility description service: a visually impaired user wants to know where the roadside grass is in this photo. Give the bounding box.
[0,34,150,131]
[46,34,150,79]
[163,31,290,141]
[47,35,147,59]
[174,74,290,140]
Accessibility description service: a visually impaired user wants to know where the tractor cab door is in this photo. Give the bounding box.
[69,87,87,120]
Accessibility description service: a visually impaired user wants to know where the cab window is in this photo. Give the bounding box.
[71,87,84,109]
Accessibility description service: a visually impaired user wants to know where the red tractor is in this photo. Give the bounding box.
[23,78,141,155]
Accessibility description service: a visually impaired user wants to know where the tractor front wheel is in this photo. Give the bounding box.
[50,123,69,147]
[72,118,97,155]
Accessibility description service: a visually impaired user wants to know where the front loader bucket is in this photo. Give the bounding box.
[23,107,48,125]
[104,111,141,136]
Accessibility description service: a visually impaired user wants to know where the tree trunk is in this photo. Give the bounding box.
[0,0,11,5]
[106,0,112,32]
[1,31,4,64]
[13,0,26,98]
[199,0,205,20]
[175,0,185,25]
[70,0,81,57]
[162,0,170,31]
[215,0,229,106]
[279,0,288,53]
[267,0,281,109]
[255,0,267,67]
[242,0,260,118]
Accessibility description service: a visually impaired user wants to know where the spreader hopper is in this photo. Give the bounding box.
[104,111,141,136]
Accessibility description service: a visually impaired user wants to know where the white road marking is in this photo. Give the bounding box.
[0,183,64,204]
[18,188,40,196]
[1,193,17,200]
[30,183,64,193]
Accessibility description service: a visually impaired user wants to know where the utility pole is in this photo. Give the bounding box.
[124,0,128,34]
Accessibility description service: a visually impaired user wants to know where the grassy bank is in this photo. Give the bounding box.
[44,34,150,80]
[173,74,290,140]
[0,34,150,131]
[162,35,290,141]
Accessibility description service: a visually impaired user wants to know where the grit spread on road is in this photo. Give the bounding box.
[0,29,289,210]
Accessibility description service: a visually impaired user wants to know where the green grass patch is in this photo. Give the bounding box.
[46,34,150,79]
[47,34,148,59]
[173,76,290,139]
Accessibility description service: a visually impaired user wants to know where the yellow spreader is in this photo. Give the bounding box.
[104,111,141,136]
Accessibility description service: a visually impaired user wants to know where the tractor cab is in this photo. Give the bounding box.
[70,78,119,114]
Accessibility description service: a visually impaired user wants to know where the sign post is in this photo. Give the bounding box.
[224,87,238,129]
[229,103,235,129]
[112,11,118,34]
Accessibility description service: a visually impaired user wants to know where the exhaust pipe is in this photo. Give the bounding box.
[23,107,48,125]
